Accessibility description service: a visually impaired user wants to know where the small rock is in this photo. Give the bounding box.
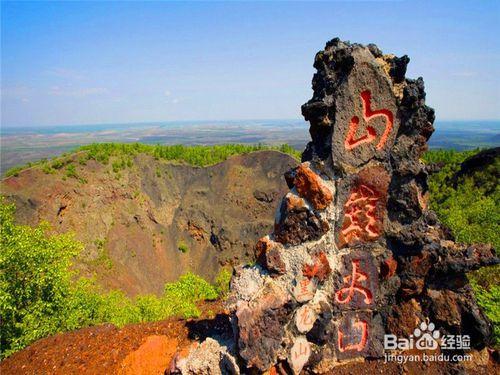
[295,304,318,333]
[177,338,239,375]
[255,236,286,275]
[302,251,331,282]
[293,277,317,303]
[289,337,311,374]
[380,256,397,279]
[274,193,329,246]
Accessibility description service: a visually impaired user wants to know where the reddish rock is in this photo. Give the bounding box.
[274,194,329,246]
[380,256,397,279]
[228,38,499,373]
[337,166,390,249]
[255,236,272,259]
[303,252,331,282]
[236,285,294,371]
[400,277,425,298]
[120,335,178,375]
[286,163,332,210]
[386,299,423,338]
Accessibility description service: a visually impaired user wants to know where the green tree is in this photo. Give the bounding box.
[0,197,83,355]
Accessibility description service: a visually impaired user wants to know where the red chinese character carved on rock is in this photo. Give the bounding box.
[335,260,373,305]
[299,306,314,326]
[345,90,394,151]
[293,341,310,359]
[338,319,368,352]
[339,184,381,246]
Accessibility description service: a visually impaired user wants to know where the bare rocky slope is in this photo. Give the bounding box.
[1,150,297,296]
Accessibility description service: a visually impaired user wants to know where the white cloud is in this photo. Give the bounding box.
[164,90,171,96]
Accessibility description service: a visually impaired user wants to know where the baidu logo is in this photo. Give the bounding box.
[414,321,440,350]
[384,320,469,351]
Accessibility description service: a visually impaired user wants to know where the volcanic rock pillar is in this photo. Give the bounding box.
[226,38,498,374]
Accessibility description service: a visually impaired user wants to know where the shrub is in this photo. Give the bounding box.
[0,197,83,356]
[4,166,23,177]
[423,149,499,346]
[178,240,189,253]
[215,267,233,298]
[470,280,500,345]
[65,164,78,179]
[163,273,219,318]
[78,142,301,168]
[3,143,302,178]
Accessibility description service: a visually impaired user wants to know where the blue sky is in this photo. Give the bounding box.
[1,0,499,127]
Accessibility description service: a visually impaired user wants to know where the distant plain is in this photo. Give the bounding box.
[1,119,499,175]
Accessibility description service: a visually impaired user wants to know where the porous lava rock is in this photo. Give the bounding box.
[183,38,499,374]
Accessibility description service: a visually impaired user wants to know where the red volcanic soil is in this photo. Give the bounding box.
[2,297,497,375]
[0,301,227,375]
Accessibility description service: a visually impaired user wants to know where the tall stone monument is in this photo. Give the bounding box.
[226,38,498,374]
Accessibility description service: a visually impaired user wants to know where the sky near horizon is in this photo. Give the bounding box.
[1,1,499,127]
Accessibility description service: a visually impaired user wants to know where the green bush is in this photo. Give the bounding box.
[65,164,78,179]
[470,280,500,346]
[3,143,302,178]
[423,149,499,249]
[177,240,189,253]
[79,142,301,168]
[163,273,219,318]
[4,166,23,177]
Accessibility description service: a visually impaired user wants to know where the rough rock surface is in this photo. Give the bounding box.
[173,338,239,375]
[221,38,499,374]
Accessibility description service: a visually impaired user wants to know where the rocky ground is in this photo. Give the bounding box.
[1,300,497,375]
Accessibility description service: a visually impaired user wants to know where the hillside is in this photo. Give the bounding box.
[1,145,299,296]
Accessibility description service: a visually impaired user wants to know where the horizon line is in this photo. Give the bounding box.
[2,118,500,130]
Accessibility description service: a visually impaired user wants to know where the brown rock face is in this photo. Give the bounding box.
[1,151,296,296]
[235,284,295,371]
[256,236,286,275]
[226,38,498,374]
